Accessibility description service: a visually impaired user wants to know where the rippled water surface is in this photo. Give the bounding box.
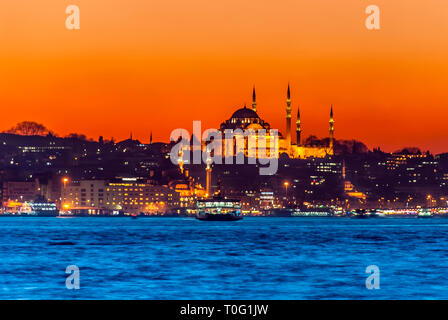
[1,217,448,299]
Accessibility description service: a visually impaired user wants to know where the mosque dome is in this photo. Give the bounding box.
[230,106,259,120]
[220,105,269,131]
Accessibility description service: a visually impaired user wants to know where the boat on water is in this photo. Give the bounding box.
[196,196,243,221]
[267,205,339,217]
[291,206,336,217]
[348,209,377,218]
[18,201,59,217]
[417,209,433,218]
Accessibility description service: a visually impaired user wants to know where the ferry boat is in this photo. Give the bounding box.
[291,206,336,217]
[417,209,433,218]
[196,196,243,221]
[268,205,340,217]
[348,209,371,218]
[17,201,59,217]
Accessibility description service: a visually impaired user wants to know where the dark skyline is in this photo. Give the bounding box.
[2,119,446,156]
[1,128,447,211]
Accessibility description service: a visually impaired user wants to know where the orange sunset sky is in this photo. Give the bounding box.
[0,0,448,153]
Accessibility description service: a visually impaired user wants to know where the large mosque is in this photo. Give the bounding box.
[218,85,335,159]
[176,85,335,198]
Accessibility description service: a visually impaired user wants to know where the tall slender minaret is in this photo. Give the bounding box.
[286,84,292,151]
[206,157,212,198]
[178,148,184,175]
[252,86,257,113]
[150,131,153,144]
[296,105,301,146]
[329,105,334,150]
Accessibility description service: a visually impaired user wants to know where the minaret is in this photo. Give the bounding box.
[329,105,334,150]
[206,157,212,198]
[296,105,301,146]
[150,131,153,144]
[251,86,257,113]
[286,84,292,152]
[178,148,184,175]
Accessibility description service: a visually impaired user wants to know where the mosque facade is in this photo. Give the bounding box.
[218,85,334,159]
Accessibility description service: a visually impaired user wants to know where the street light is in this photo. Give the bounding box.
[284,181,289,197]
[62,178,69,209]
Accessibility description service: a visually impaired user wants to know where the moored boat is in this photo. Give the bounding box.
[291,207,335,217]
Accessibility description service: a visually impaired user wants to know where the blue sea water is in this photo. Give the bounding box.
[0,216,448,300]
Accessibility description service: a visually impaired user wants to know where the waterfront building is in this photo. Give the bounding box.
[259,190,275,210]
[105,178,179,214]
[61,178,181,215]
[168,179,206,208]
[2,181,39,208]
[61,179,106,209]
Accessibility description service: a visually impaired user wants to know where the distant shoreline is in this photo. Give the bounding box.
[0,214,442,219]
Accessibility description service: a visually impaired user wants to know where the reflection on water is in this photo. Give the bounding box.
[0,217,448,299]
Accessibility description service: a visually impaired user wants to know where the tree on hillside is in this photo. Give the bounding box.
[304,135,321,146]
[334,139,369,155]
[6,121,51,136]
[394,147,422,155]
